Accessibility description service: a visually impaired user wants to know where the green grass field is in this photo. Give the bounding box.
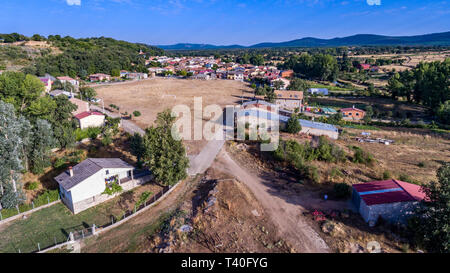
[0,185,160,253]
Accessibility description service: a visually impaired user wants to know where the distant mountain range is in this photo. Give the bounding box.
[158,31,450,50]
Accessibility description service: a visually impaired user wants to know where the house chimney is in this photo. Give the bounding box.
[69,166,73,177]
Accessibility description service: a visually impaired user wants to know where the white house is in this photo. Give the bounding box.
[57,76,79,87]
[274,90,304,111]
[127,72,148,80]
[38,77,53,93]
[308,88,329,96]
[74,111,105,129]
[270,78,290,90]
[55,158,136,214]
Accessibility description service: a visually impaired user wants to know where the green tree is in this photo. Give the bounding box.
[52,79,76,93]
[29,119,56,174]
[79,86,97,101]
[437,101,450,125]
[264,90,276,103]
[287,78,311,91]
[130,133,144,166]
[111,69,120,77]
[285,114,302,134]
[0,72,44,112]
[363,105,374,123]
[0,101,30,208]
[272,80,285,90]
[49,96,77,148]
[141,110,189,186]
[409,163,450,253]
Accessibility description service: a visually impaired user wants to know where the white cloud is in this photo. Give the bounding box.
[66,0,81,6]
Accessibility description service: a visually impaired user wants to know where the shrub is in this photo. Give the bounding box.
[25,182,39,191]
[103,182,123,196]
[351,146,374,166]
[383,170,391,180]
[418,161,426,168]
[305,165,320,183]
[53,157,67,169]
[285,114,302,134]
[33,190,59,207]
[136,191,152,207]
[333,183,351,199]
[133,111,141,117]
[87,127,101,139]
[398,174,419,185]
[330,168,343,180]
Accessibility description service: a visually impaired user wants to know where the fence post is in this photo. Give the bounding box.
[81,229,84,239]
[18,249,21,253]
[16,206,20,214]
[47,196,50,204]
[32,202,35,209]
[37,243,40,252]
[69,232,74,242]
[92,224,96,235]
[0,211,2,221]
[54,236,57,245]
[134,206,136,214]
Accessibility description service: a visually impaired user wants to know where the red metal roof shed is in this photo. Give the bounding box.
[353,179,426,206]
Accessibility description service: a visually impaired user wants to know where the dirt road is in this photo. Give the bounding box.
[90,104,145,136]
[214,150,331,253]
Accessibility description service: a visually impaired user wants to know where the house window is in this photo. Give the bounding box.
[356,113,359,116]
[106,170,109,175]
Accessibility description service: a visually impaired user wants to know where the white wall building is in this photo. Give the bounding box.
[74,111,105,129]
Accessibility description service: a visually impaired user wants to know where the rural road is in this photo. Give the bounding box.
[214,150,330,253]
[90,105,145,136]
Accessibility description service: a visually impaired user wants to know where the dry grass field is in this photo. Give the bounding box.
[94,78,253,154]
[336,127,450,185]
[354,50,450,72]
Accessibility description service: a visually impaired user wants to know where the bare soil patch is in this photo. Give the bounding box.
[94,78,252,154]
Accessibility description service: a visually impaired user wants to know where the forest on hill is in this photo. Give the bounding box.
[0,33,164,78]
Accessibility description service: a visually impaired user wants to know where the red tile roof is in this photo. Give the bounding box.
[340,107,365,113]
[74,111,104,120]
[353,179,426,206]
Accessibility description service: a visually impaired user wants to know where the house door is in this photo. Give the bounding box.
[127,170,132,177]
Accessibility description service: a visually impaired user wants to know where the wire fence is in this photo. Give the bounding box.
[8,184,175,253]
[0,190,60,222]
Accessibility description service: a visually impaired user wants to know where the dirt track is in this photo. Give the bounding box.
[213,150,332,253]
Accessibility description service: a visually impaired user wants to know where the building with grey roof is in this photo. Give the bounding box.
[55,158,137,214]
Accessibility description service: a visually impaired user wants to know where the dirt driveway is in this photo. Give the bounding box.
[213,149,348,253]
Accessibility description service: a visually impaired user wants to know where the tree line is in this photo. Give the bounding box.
[1,34,164,78]
[0,71,80,209]
[387,59,450,124]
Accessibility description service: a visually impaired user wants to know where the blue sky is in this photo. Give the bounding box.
[0,0,449,46]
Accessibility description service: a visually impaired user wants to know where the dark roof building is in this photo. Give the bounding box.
[55,158,133,190]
